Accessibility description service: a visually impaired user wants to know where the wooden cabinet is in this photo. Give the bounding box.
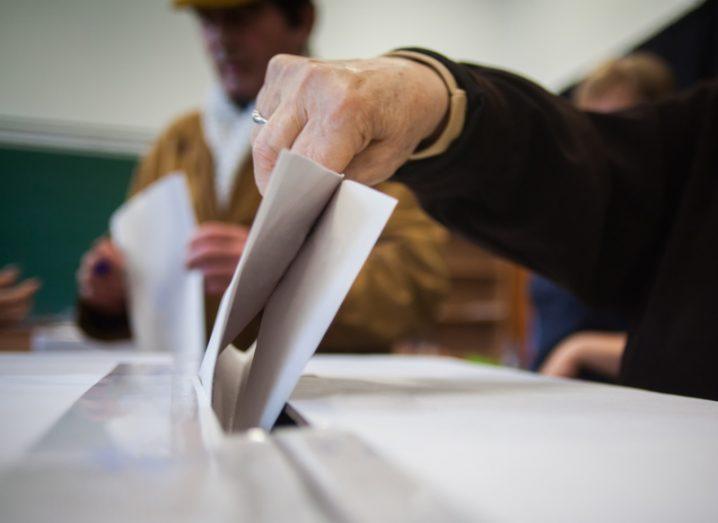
[395,235,530,365]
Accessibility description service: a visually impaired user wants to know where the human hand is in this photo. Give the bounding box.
[77,238,126,314]
[251,54,449,193]
[0,266,41,326]
[186,222,249,296]
[540,331,626,379]
[539,337,583,378]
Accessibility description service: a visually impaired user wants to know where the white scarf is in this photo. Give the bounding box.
[201,84,255,210]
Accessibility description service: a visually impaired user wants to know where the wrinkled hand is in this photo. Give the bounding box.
[77,238,126,314]
[251,54,449,193]
[0,266,41,326]
[186,222,249,296]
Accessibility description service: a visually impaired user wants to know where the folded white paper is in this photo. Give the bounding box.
[110,174,205,371]
[199,151,397,431]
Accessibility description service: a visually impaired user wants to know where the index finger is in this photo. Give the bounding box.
[188,223,248,252]
[251,55,305,192]
[0,278,41,307]
[193,222,249,238]
[0,266,20,288]
[252,102,306,195]
[253,98,368,192]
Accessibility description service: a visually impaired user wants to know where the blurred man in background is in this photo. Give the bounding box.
[529,53,676,380]
[76,0,449,352]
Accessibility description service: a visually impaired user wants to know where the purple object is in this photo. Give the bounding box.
[93,259,111,277]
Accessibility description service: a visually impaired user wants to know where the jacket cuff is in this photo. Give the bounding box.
[390,48,484,198]
[384,50,467,160]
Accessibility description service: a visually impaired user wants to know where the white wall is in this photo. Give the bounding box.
[0,0,700,152]
[0,0,210,139]
[314,0,696,87]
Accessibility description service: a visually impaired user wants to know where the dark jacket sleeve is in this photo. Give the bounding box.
[393,48,713,314]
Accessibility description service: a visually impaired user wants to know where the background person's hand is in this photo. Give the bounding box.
[539,337,583,378]
[77,238,126,314]
[540,331,626,379]
[251,54,449,193]
[0,266,41,326]
[186,222,249,296]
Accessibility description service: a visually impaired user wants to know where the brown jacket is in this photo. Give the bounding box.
[79,111,449,352]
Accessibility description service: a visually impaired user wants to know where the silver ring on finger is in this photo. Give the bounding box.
[251,109,268,125]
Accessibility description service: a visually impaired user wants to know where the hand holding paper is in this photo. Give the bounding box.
[77,238,126,315]
[200,150,397,431]
[110,174,205,370]
[107,152,396,432]
[186,222,250,296]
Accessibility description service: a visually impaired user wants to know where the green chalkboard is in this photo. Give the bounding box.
[0,146,137,316]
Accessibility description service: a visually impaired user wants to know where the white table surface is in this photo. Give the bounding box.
[294,355,718,523]
[0,350,171,464]
[0,350,460,523]
[2,351,717,522]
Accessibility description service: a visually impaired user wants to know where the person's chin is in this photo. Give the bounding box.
[223,79,260,105]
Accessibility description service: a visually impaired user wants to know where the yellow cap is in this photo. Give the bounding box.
[173,0,259,8]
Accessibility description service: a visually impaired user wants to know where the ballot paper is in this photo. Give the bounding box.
[199,151,397,432]
[110,174,204,371]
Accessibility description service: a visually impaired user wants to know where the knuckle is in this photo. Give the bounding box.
[268,53,302,79]
[266,54,286,78]
[295,60,329,93]
[302,60,323,79]
[268,53,290,71]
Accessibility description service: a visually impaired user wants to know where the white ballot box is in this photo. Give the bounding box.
[2,351,718,522]
[0,352,465,523]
